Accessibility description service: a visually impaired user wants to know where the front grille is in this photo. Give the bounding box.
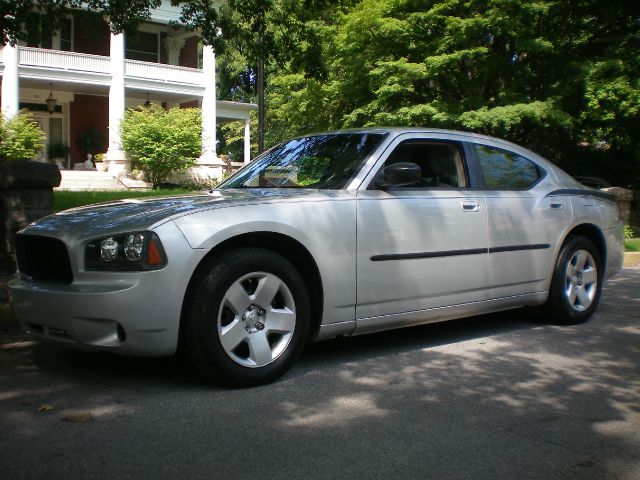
[15,234,73,284]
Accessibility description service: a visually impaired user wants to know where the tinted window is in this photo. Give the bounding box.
[221,133,384,189]
[472,144,540,189]
[375,141,467,188]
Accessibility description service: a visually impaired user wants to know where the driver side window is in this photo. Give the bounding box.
[374,140,468,188]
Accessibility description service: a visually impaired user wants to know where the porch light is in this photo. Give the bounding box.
[46,84,57,115]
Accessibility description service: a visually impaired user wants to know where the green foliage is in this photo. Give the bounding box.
[0,112,45,162]
[210,0,639,184]
[625,225,638,240]
[120,105,201,188]
[218,114,257,162]
[625,238,640,253]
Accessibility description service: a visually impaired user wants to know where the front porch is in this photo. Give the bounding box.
[1,41,257,180]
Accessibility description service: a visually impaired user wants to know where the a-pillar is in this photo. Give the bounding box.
[106,32,128,174]
[193,44,223,180]
[0,45,20,119]
[244,118,251,164]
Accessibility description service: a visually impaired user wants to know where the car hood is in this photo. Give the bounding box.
[21,189,330,241]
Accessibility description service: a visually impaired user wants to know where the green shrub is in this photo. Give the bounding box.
[624,225,638,240]
[121,105,201,188]
[0,112,45,162]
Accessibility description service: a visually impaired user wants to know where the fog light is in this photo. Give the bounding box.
[100,238,119,261]
[124,233,145,261]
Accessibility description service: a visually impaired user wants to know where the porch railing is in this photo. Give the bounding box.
[13,47,204,86]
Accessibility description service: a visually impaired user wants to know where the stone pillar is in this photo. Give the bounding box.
[164,36,185,66]
[0,161,61,273]
[0,45,20,118]
[244,118,251,164]
[106,32,128,174]
[603,187,634,223]
[193,44,223,180]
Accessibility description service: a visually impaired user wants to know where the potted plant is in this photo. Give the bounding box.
[94,153,107,172]
[75,128,106,165]
[47,143,70,168]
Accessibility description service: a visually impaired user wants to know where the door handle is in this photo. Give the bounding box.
[550,202,564,210]
[461,200,480,212]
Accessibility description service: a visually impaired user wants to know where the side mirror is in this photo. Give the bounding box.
[377,162,421,188]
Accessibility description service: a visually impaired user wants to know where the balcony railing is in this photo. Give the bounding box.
[125,59,203,85]
[19,47,110,74]
[11,47,204,86]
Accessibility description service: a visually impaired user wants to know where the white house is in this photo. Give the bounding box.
[0,1,256,178]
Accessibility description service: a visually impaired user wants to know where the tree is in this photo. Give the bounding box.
[1,1,165,46]
[258,0,640,184]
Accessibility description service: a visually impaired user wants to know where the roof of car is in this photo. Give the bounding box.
[313,126,517,143]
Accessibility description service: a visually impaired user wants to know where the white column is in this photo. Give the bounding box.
[198,45,220,169]
[106,31,127,173]
[244,118,251,164]
[163,36,185,66]
[1,45,20,118]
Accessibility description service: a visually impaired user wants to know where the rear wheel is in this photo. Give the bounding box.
[185,248,310,387]
[545,235,603,324]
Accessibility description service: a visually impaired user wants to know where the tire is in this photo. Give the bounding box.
[545,235,603,325]
[185,248,310,387]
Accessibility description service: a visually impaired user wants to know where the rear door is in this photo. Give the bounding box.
[355,133,489,329]
[468,142,572,298]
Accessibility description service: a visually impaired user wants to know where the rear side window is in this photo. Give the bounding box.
[472,144,540,189]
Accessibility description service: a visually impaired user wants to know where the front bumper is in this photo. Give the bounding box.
[8,221,204,356]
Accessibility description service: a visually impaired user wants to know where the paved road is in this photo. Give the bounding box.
[1,269,639,480]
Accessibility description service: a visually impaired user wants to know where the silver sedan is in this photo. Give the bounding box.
[9,128,624,386]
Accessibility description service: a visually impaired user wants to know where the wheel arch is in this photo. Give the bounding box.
[179,231,324,346]
[562,223,607,269]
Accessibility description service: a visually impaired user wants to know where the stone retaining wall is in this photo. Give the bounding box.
[0,161,60,328]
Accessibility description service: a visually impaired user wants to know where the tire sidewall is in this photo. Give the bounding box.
[187,248,311,387]
[549,236,603,324]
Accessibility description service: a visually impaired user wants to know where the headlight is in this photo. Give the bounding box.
[85,231,167,271]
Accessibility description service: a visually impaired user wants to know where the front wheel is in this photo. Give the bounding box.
[545,235,603,324]
[185,248,310,387]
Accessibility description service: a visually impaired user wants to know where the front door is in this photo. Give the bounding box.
[355,135,489,330]
[31,111,66,165]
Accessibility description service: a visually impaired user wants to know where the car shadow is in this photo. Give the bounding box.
[20,307,541,389]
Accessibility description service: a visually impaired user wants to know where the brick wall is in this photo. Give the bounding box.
[180,37,199,68]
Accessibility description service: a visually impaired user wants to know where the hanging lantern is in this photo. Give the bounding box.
[46,83,57,114]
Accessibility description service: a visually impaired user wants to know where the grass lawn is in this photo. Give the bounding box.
[54,189,197,212]
[625,238,640,252]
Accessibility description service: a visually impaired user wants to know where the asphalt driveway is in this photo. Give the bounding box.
[1,268,639,479]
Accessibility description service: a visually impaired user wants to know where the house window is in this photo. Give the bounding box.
[60,17,72,51]
[25,13,52,49]
[24,14,72,51]
[125,31,159,62]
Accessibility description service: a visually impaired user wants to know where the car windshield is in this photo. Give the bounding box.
[219,133,384,189]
